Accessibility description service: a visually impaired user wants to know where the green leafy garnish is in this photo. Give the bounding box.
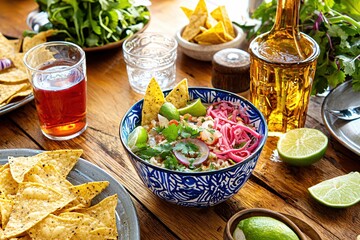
[162,124,180,142]
[173,141,199,156]
[236,0,360,93]
[32,0,150,48]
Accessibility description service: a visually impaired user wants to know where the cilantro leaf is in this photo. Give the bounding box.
[173,141,199,156]
[162,124,180,142]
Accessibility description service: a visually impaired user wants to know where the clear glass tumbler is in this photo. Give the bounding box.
[23,41,87,140]
[123,33,178,94]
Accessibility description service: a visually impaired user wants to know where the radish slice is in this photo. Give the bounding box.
[173,139,209,166]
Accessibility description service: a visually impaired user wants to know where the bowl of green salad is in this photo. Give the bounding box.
[26,0,150,51]
[119,79,268,207]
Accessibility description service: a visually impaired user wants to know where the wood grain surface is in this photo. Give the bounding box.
[0,1,359,239]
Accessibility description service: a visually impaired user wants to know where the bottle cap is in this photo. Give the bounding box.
[211,48,250,93]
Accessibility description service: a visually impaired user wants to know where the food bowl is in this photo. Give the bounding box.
[224,208,309,240]
[119,87,267,207]
[175,24,245,61]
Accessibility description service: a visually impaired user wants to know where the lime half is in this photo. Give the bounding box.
[178,98,206,116]
[277,128,328,166]
[308,172,360,208]
[233,216,299,240]
[127,126,148,150]
[159,102,180,121]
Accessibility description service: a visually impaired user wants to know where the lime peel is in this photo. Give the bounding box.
[234,216,300,240]
[308,172,360,208]
[127,126,148,151]
[178,98,206,116]
[277,128,328,166]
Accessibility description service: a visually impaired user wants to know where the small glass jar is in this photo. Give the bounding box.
[211,48,250,94]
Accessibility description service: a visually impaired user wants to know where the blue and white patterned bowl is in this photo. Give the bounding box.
[119,87,268,207]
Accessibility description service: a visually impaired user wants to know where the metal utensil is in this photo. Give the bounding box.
[328,106,360,120]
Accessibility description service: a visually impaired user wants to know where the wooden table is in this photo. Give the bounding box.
[1,1,359,239]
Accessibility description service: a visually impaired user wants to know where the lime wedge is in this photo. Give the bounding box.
[178,98,206,117]
[308,172,360,208]
[277,128,328,166]
[127,126,148,150]
[233,216,299,240]
[159,102,180,121]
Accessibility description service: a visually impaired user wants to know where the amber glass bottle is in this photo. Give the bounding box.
[249,0,320,133]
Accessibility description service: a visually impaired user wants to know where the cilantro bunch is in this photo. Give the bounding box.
[34,0,150,48]
[237,0,360,94]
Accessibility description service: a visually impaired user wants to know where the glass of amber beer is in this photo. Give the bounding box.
[24,41,87,140]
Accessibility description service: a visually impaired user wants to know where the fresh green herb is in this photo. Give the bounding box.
[179,125,200,139]
[31,0,150,48]
[173,141,199,156]
[136,143,173,160]
[162,124,180,142]
[163,154,180,170]
[236,0,360,93]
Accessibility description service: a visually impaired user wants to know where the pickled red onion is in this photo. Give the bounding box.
[207,101,261,163]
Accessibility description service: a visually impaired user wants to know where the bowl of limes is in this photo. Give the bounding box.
[224,208,322,240]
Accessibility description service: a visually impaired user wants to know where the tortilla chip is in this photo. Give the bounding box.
[0,68,28,83]
[210,6,235,37]
[165,78,190,108]
[181,0,208,41]
[8,155,42,183]
[205,14,218,29]
[90,227,117,239]
[5,85,32,104]
[194,21,228,44]
[9,53,26,73]
[3,182,75,238]
[0,33,16,58]
[0,198,14,228]
[24,163,74,195]
[141,77,166,125]
[181,6,193,19]
[23,30,56,53]
[28,214,80,240]
[58,212,109,240]
[0,82,28,104]
[75,194,118,238]
[69,181,109,207]
[36,149,83,178]
[0,168,18,197]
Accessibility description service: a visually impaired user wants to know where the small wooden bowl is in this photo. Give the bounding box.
[224,208,308,240]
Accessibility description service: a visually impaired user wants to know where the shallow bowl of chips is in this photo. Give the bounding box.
[119,87,267,207]
[175,24,245,61]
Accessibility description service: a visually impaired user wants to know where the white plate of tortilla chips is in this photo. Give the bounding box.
[0,33,34,116]
[0,149,140,240]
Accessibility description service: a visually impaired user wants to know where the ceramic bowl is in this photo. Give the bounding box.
[119,87,267,207]
[175,24,245,61]
[224,208,322,240]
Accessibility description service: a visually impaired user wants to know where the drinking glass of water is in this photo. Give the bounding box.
[123,33,177,94]
[24,41,87,140]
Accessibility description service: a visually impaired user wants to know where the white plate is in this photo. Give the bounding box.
[321,80,360,156]
[0,149,140,240]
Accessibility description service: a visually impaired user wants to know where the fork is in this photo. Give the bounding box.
[328,105,360,121]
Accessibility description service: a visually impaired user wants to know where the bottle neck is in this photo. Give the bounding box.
[272,0,300,35]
